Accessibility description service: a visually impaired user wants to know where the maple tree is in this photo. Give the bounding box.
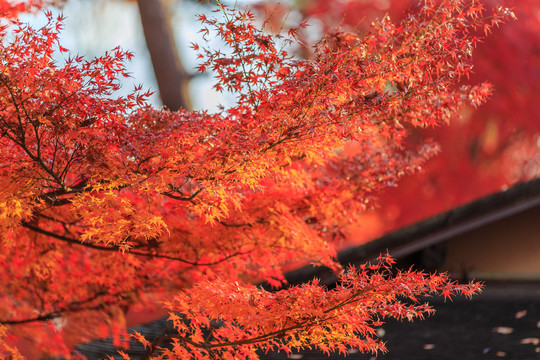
[284,0,540,243]
[364,0,540,239]
[0,0,512,358]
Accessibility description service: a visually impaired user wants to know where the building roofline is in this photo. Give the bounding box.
[284,177,540,285]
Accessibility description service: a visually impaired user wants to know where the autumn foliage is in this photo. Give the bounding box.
[287,0,540,242]
[365,0,540,238]
[0,0,511,358]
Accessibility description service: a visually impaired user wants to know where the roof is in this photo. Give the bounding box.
[284,177,540,286]
[56,178,540,359]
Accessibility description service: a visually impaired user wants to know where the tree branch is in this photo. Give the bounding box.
[20,221,252,266]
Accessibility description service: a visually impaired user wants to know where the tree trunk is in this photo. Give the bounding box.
[137,0,191,111]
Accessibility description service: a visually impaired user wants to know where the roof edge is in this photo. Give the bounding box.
[283,177,540,286]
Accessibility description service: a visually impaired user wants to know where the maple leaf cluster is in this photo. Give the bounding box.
[0,0,510,358]
[290,0,538,243]
[142,255,481,359]
[368,0,540,237]
[0,0,53,19]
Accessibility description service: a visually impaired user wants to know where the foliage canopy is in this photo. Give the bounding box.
[0,0,512,358]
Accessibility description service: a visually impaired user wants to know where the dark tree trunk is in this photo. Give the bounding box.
[137,0,191,111]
